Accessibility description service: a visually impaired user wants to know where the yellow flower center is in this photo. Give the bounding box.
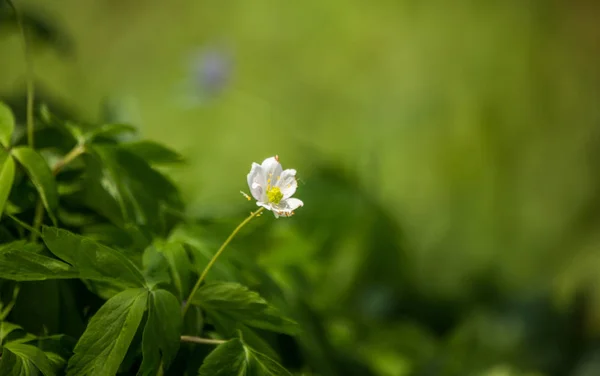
[267,186,283,204]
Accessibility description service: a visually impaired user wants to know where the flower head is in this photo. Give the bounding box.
[247,155,303,218]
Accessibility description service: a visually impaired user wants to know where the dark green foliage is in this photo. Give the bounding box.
[198,338,292,376]
[0,93,297,375]
[192,282,298,336]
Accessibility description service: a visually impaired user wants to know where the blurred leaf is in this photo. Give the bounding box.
[121,141,183,165]
[11,147,58,224]
[139,289,182,375]
[41,227,146,289]
[0,342,56,376]
[40,104,84,144]
[198,338,292,376]
[0,241,77,281]
[66,288,148,376]
[0,154,15,217]
[192,282,298,335]
[0,283,20,321]
[0,2,73,55]
[0,101,14,147]
[85,124,136,143]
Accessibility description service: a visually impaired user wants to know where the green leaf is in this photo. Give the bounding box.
[121,141,183,165]
[0,101,14,147]
[40,104,84,144]
[139,289,182,375]
[207,313,280,362]
[0,154,15,217]
[11,147,58,224]
[0,321,25,345]
[91,145,182,231]
[66,288,148,376]
[0,342,56,376]
[41,227,146,289]
[198,338,292,376]
[0,241,77,281]
[143,241,191,299]
[85,123,136,142]
[192,282,298,335]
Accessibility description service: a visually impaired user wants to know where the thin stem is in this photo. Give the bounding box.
[181,207,265,317]
[180,335,226,345]
[8,0,35,148]
[29,200,44,242]
[52,144,86,175]
[30,144,86,241]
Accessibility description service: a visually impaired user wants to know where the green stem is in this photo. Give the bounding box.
[181,207,265,317]
[52,144,86,175]
[29,200,44,242]
[8,0,35,148]
[30,144,86,241]
[180,335,226,345]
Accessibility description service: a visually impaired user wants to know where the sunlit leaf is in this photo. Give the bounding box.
[66,288,148,376]
[41,227,146,289]
[0,101,14,147]
[11,146,58,224]
[139,289,182,375]
[198,338,292,376]
[0,342,56,376]
[0,153,15,217]
[192,282,298,335]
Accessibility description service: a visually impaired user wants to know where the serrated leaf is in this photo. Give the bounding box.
[85,123,136,142]
[207,313,280,362]
[41,227,146,289]
[0,342,56,376]
[192,282,298,335]
[0,154,15,217]
[0,101,14,147]
[66,288,148,376]
[0,241,77,281]
[198,338,292,376]
[138,289,182,375]
[11,147,58,224]
[121,141,183,165]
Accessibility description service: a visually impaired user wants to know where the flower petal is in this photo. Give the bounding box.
[260,157,282,186]
[283,198,303,211]
[271,197,303,217]
[247,163,266,201]
[276,169,297,199]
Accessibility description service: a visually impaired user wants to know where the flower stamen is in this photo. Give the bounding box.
[267,186,283,205]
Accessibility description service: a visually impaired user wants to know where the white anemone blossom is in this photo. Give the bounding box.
[246,156,303,218]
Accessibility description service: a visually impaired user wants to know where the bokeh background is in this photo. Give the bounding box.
[2,0,600,375]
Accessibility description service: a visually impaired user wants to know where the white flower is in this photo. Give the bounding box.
[246,155,303,218]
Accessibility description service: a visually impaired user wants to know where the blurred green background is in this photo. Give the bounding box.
[2,0,600,375]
